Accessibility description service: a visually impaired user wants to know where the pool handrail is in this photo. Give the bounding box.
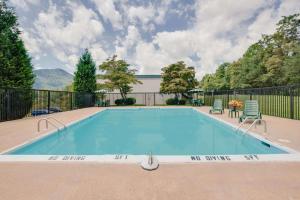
[244,119,268,136]
[235,117,250,132]
[37,117,66,132]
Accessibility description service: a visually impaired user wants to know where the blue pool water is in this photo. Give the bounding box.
[9,108,286,155]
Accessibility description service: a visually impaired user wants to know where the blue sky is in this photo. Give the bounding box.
[9,0,300,78]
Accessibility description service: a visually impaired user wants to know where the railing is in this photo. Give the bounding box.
[235,117,251,132]
[1,84,300,122]
[203,84,300,120]
[104,93,177,106]
[235,118,268,137]
[37,117,66,132]
[0,87,96,122]
[244,119,267,136]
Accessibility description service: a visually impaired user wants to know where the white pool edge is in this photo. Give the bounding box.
[1,106,300,163]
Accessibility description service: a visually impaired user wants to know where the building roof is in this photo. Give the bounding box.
[97,74,161,79]
[135,75,161,78]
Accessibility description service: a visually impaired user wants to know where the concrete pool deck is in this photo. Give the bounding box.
[0,106,300,199]
[196,106,300,152]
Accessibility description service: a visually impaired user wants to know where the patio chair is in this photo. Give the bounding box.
[96,100,107,107]
[239,100,262,123]
[209,99,224,114]
[192,99,204,106]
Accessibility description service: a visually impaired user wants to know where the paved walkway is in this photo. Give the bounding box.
[0,107,101,153]
[0,162,300,200]
[0,106,300,200]
[196,107,300,152]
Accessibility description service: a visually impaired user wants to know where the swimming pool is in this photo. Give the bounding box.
[8,108,286,156]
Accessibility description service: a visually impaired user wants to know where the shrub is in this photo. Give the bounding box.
[178,99,186,105]
[166,98,178,105]
[166,98,186,105]
[124,97,136,105]
[115,99,124,105]
[115,98,136,105]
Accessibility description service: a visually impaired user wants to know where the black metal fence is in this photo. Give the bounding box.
[203,85,300,120]
[0,88,95,122]
[1,85,300,122]
[103,93,177,106]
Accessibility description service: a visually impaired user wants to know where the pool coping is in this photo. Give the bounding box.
[0,107,300,163]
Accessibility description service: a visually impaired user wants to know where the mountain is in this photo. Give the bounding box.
[33,68,73,90]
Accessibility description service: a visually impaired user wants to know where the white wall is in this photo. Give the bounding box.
[97,77,162,93]
[131,78,161,93]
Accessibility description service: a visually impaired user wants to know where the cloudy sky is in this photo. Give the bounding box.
[9,0,300,78]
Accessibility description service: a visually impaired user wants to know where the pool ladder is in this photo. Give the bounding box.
[235,118,268,136]
[37,117,66,132]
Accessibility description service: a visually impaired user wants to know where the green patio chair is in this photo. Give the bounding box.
[239,100,262,123]
[96,100,108,107]
[192,99,204,106]
[198,99,204,106]
[209,99,224,114]
[105,99,110,107]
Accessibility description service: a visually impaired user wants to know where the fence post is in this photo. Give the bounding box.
[227,91,230,108]
[290,87,294,119]
[70,92,73,110]
[250,91,253,100]
[154,93,156,106]
[47,90,50,114]
[212,90,214,106]
[4,89,9,121]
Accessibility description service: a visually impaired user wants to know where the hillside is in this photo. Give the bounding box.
[33,68,73,90]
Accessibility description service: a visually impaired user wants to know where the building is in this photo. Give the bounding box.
[97,74,162,93]
[97,74,174,105]
[131,75,162,93]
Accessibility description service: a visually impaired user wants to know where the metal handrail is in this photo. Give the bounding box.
[235,117,250,132]
[244,119,267,135]
[46,117,66,129]
[37,117,66,132]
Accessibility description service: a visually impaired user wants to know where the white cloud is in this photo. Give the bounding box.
[34,2,103,48]
[10,0,40,10]
[89,44,109,65]
[128,6,155,25]
[125,0,300,78]
[125,1,172,31]
[20,30,40,54]
[28,1,106,72]
[14,0,300,78]
[91,0,123,30]
[115,25,141,58]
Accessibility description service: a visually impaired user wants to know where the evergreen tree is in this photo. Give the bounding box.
[0,0,34,88]
[73,49,97,93]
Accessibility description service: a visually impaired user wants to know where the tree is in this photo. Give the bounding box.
[73,49,97,93]
[0,0,34,89]
[283,43,300,84]
[199,74,216,90]
[99,55,141,100]
[160,61,198,99]
[200,13,300,89]
[0,1,35,120]
[239,43,267,88]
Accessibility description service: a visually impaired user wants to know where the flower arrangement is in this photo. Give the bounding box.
[229,100,243,109]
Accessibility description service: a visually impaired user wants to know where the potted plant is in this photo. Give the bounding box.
[229,100,243,111]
